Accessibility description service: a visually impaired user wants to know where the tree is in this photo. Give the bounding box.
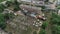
[42,21,48,29]
[45,0,49,2]
[57,6,60,9]
[52,25,60,34]
[0,4,6,13]
[4,13,14,20]
[41,6,46,9]
[51,13,60,25]
[50,13,60,34]
[13,0,21,12]
[14,0,20,5]
[13,6,20,12]
[39,29,46,34]
[0,14,6,29]
[6,1,13,7]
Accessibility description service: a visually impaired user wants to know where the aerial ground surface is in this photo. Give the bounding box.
[0,0,60,34]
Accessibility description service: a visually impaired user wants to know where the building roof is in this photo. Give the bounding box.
[20,5,42,14]
[20,4,41,11]
[17,0,45,6]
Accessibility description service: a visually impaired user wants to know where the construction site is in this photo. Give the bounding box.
[0,0,60,34]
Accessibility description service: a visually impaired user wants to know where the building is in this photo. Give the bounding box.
[17,0,44,6]
[20,4,42,15]
[45,3,56,9]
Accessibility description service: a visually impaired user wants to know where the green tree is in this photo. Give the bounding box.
[57,6,60,9]
[51,13,60,25]
[0,14,6,29]
[14,0,19,5]
[39,29,46,34]
[4,13,14,20]
[13,6,20,12]
[0,4,6,13]
[42,21,48,29]
[50,13,60,34]
[6,1,13,7]
[13,0,21,12]
[52,25,60,34]
[45,0,49,2]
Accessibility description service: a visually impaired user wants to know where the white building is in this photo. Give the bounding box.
[58,10,60,15]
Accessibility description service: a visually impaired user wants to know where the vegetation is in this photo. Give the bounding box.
[0,0,7,29]
[57,6,60,9]
[51,25,60,34]
[0,4,6,13]
[0,0,5,2]
[0,14,6,29]
[42,21,48,29]
[13,5,20,12]
[33,31,37,34]
[0,13,14,29]
[41,6,46,9]
[13,0,21,12]
[45,0,49,2]
[6,0,21,12]
[51,13,60,25]
[40,12,60,34]
[6,1,13,7]
[0,0,60,34]
[50,13,60,34]
[39,29,46,34]
[4,13,15,20]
